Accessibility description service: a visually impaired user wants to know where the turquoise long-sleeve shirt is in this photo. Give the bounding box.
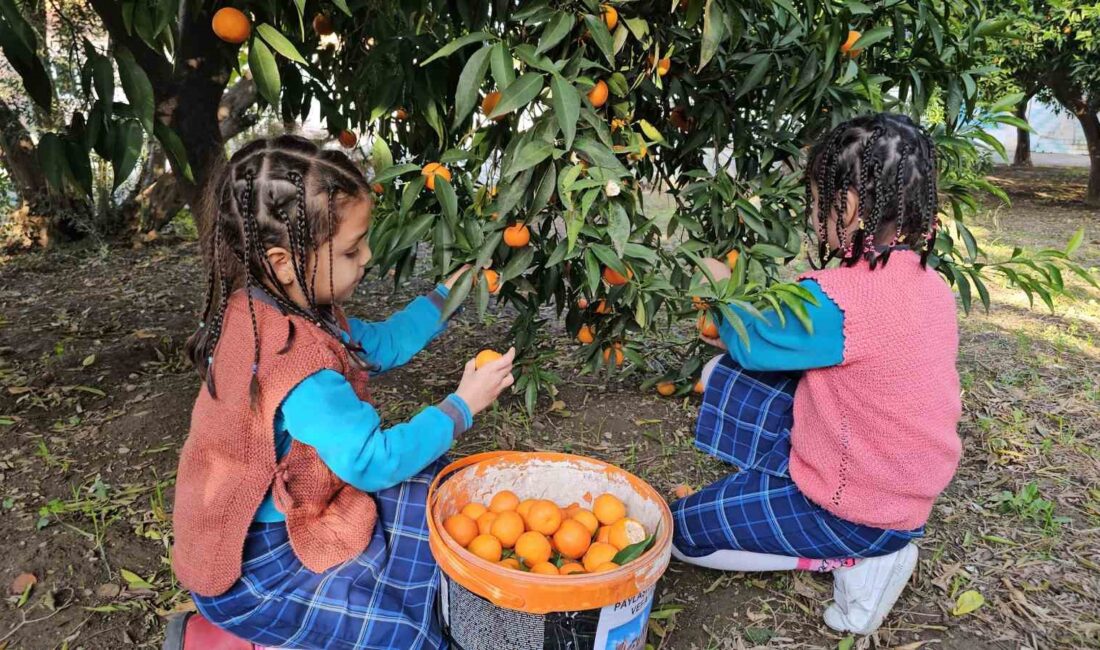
[716,279,846,371]
[254,285,470,522]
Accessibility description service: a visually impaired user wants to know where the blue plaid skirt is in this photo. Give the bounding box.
[673,356,921,559]
[193,459,448,650]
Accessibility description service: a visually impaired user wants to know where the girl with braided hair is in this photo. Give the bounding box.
[167,135,514,649]
[672,114,962,635]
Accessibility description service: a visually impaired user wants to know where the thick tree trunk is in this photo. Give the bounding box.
[1013,96,1032,167]
[1045,73,1100,207]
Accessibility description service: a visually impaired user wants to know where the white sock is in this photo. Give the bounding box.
[672,543,799,571]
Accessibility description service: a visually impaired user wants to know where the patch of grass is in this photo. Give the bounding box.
[989,482,1071,535]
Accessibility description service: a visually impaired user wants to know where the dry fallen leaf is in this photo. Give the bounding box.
[952,589,985,616]
[9,572,36,595]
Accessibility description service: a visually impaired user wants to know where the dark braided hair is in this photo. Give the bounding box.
[185,135,373,405]
[805,113,939,269]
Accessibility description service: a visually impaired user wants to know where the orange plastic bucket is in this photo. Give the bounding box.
[428,451,673,649]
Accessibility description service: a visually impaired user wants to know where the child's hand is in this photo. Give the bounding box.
[701,335,727,350]
[455,347,516,416]
[443,264,474,290]
[699,257,732,284]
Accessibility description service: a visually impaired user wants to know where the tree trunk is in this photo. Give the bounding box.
[1013,95,1032,167]
[1045,72,1100,207]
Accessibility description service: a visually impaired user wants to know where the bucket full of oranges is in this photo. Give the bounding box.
[427,451,673,650]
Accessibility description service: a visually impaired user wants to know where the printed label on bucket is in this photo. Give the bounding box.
[440,575,656,650]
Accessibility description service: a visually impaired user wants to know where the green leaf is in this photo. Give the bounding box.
[612,531,656,564]
[370,137,393,173]
[119,568,155,590]
[607,203,630,257]
[115,47,155,134]
[638,119,663,142]
[421,31,495,66]
[536,13,573,54]
[850,25,892,51]
[435,177,458,221]
[154,122,193,183]
[0,1,52,111]
[550,74,581,150]
[37,133,68,193]
[111,119,144,189]
[91,54,114,119]
[257,24,307,65]
[750,243,794,259]
[952,590,985,616]
[1065,227,1084,256]
[453,44,493,129]
[582,14,615,66]
[736,55,771,99]
[248,39,281,107]
[699,0,726,71]
[490,42,515,88]
[440,267,473,320]
[573,136,630,177]
[505,140,553,178]
[501,247,535,282]
[489,73,544,119]
[529,162,557,216]
[372,163,421,184]
[330,0,352,16]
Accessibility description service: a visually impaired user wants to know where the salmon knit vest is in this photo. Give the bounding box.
[790,251,963,531]
[173,291,378,597]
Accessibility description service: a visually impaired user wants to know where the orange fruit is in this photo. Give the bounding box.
[476,511,499,536]
[475,349,503,370]
[692,296,708,310]
[571,509,599,535]
[593,561,619,573]
[490,510,525,548]
[514,531,552,566]
[312,13,334,36]
[693,380,704,394]
[371,182,384,195]
[593,493,626,525]
[672,484,696,499]
[608,518,646,550]
[212,7,250,44]
[726,249,740,269]
[338,129,358,149]
[516,499,537,520]
[596,525,611,544]
[525,500,562,536]
[593,300,611,315]
[443,514,479,547]
[489,490,520,513]
[483,268,501,294]
[393,107,409,120]
[467,534,503,562]
[602,266,632,286]
[656,382,676,397]
[499,557,522,570]
[627,142,648,161]
[421,162,451,191]
[601,5,618,30]
[553,519,593,559]
[529,561,560,575]
[602,343,624,367]
[577,325,595,344]
[461,503,488,520]
[481,91,504,120]
[576,298,589,310]
[588,80,609,108]
[698,313,719,338]
[656,57,671,77]
[503,223,531,247]
[583,542,619,572]
[840,30,862,57]
[560,562,586,575]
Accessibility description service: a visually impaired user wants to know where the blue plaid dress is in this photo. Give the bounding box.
[673,355,921,560]
[193,459,448,650]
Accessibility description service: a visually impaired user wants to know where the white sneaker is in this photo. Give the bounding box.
[823,543,918,635]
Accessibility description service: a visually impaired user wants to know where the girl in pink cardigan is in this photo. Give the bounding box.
[673,113,962,635]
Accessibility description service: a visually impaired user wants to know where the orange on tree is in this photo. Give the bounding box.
[461,502,488,520]
[371,182,384,195]
[499,557,522,570]
[698,313,719,338]
[503,223,531,247]
[593,561,619,573]
[212,7,250,44]
[657,57,671,77]
[514,531,552,566]
[602,266,632,286]
[481,91,504,120]
[475,349,503,369]
[312,13,334,36]
[577,325,595,344]
[490,510,525,548]
[560,562,586,575]
[656,382,676,397]
[467,534,503,562]
[571,509,599,535]
[608,518,646,550]
[602,343,624,367]
[627,142,648,161]
[583,542,619,572]
[482,268,501,294]
[593,493,626,525]
[693,380,704,394]
[601,4,618,30]
[443,514,478,547]
[525,500,562,535]
[691,296,708,310]
[338,130,358,148]
[840,30,862,57]
[476,511,498,536]
[593,300,611,314]
[576,297,589,310]
[529,561,560,575]
[489,489,520,513]
[587,80,609,108]
[393,107,409,120]
[726,249,740,268]
[552,519,593,559]
[421,162,451,191]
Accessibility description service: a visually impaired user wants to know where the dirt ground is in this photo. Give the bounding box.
[1,167,1098,649]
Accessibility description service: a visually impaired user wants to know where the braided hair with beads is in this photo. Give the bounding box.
[185,135,373,407]
[804,113,939,270]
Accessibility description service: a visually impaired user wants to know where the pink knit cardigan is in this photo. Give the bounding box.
[790,251,963,530]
